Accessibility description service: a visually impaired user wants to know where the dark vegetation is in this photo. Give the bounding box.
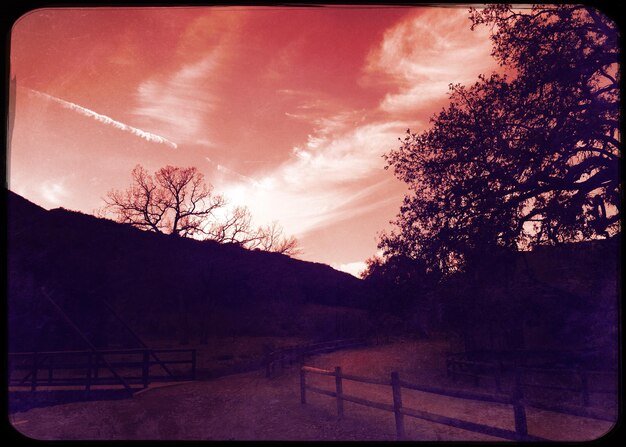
[378,4,619,275]
[7,190,383,353]
[361,238,619,369]
[8,188,618,372]
[360,4,620,370]
[6,4,620,395]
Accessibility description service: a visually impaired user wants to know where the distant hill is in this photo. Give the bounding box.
[6,190,377,351]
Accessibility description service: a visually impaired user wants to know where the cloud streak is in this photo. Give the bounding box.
[132,52,220,145]
[26,88,178,149]
[216,119,409,239]
[209,10,491,259]
[131,12,246,146]
[365,8,496,113]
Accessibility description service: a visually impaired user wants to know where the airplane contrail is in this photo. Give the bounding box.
[27,88,178,149]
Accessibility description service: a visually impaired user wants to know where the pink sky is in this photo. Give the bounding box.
[8,6,498,276]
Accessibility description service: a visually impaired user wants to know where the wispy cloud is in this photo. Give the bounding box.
[206,157,262,187]
[27,88,178,149]
[132,51,221,144]
[263,36,307,81]
[332,261,367,278]
[131,12,245,146]
[40,179,70,206]
[283,120,410,187]
[365,8,495,114]
[215,119,410,238]
[260,9,495,243]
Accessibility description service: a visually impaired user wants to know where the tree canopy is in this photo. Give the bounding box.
[379,4,620,276]
[103,164,300,256]
[361,254,437,315]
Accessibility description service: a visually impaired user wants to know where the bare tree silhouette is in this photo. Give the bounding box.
[207,207,301,256]
[104,165,225,238]
[103,164,301,255]
[251,221,301,256]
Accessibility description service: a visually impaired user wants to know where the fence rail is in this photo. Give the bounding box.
[300,364,617,441]
[446,355,504,391]
[398,378,513,405]
[446,352,616,409]
[266,338,365,378]
[8,348,196,393]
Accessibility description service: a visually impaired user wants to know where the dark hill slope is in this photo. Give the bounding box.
[7,190,374,351]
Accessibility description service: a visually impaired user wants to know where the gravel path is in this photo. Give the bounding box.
[9,340,616,441]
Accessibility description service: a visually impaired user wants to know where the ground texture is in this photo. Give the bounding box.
[9,339,616,441]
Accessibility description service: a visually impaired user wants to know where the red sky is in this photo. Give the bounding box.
[9,6,498,276]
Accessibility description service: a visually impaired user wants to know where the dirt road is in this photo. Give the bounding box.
[9,340,616,441]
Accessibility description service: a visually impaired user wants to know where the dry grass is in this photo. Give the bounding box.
[9,338,617,441]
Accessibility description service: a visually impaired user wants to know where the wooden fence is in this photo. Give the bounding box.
[446,354,616,419]
[266,338,365,378]
[446,355,504,391]
[514,366,617,421]
[302,364,598,441]
[8,348,196,393]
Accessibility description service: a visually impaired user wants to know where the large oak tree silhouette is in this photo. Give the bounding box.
[379,5,620,275]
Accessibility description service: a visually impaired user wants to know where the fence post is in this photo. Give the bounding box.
[512,368,528,441]
[391,371,406,440]
[300,367,307,404]
[86,353,92,391]
[296,346,303,364]
[93,354,99,380]
[266,353,272,378]
[48,355,54,385]
[494,361,502,393]
[335,366,344,419]
[579,368,590,407]
[31,352,38,391]
[191,350,197,380]
[142,350,150,388]
[449,360,457,382]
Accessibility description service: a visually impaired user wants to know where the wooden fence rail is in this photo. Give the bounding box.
[266,338,365,378]
[518,366,615,407]
[8,348,196,393]
[446,353,616,410]
[446,356,504,391]
[301,365,554,441]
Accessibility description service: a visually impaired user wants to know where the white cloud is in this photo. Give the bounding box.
[280,120,408,187]
[40,179,70,207]
[380,81,454,113]
[332,261,367,278]
[215,119,411,238]
[366,8,496,113]
[196,138,216,148]
[132,49,222,145]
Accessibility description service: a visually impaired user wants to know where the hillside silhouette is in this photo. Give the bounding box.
[7,190,376,352]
